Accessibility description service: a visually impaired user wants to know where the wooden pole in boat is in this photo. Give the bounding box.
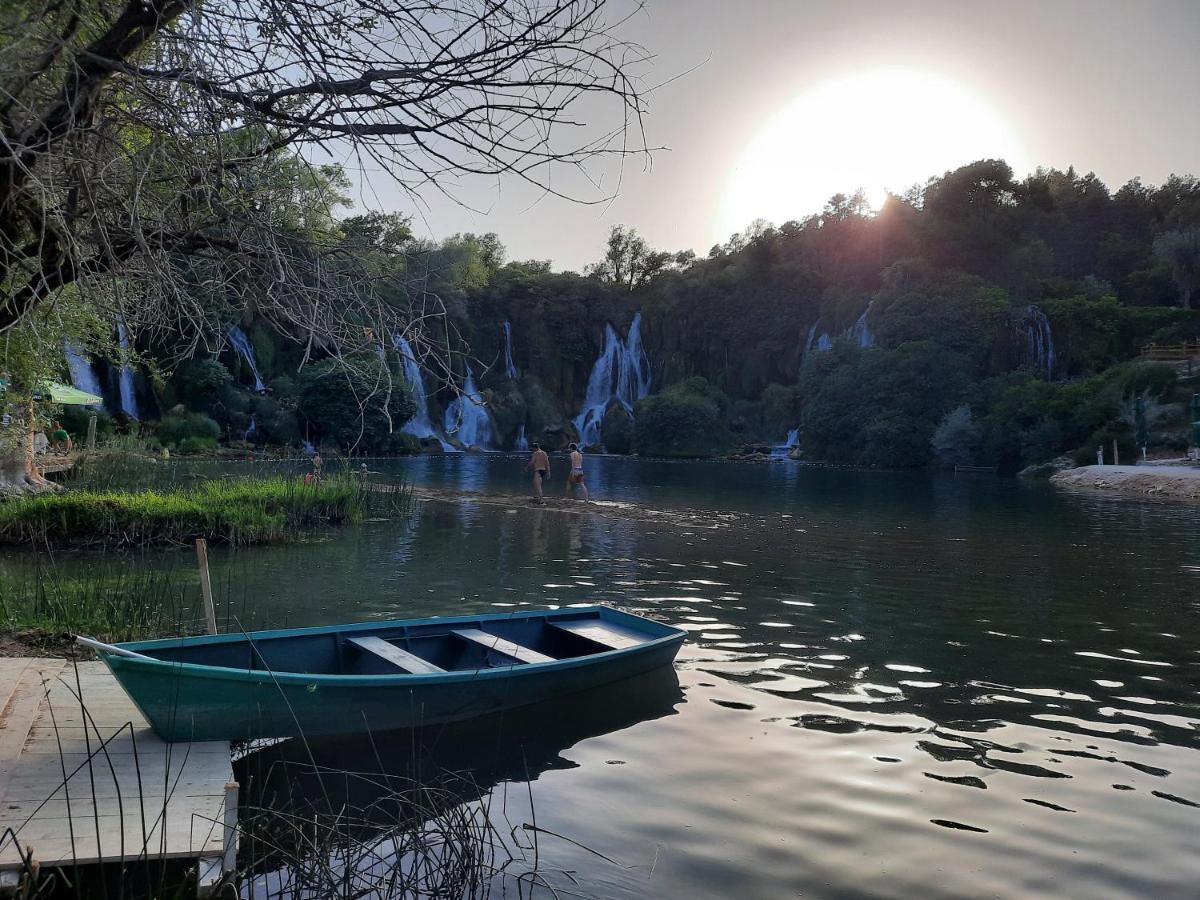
[196,538,217,635]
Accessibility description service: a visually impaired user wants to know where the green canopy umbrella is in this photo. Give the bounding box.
[42,382,102,406]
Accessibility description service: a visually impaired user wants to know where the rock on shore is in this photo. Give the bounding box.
[1050,465,1200,501]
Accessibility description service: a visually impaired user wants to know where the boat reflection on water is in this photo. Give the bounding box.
[236,664,682,837]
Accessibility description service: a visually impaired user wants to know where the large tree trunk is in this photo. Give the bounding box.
[0,398,61,495]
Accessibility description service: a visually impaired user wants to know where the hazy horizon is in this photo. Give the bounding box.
[331,0,1200,271]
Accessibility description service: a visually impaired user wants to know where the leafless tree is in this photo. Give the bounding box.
[0,0,649,357]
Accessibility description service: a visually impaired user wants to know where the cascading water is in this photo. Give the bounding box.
[804,322,819,355]
[115,323,140,419]
[64,343,104,404]
[245,415,257,440]
[573,312,652,447]
[848,303,875,348]
[502,321,519,380]
[228,326,266,392]
[1018,305,1056,378]
[514,424,529,452]
[443,365,495,449]
[771,427,801,459]
[393,335,456,451]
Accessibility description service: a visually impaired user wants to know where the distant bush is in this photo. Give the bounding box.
[931,406,980,468]
[177,435,218,454]
[156,412,220,448]
[601,405,634,454]
[634,377,732,458]
[59,407,113,443]
[299,357,418,453]
[390,432,424,455]
[799,341,971,468]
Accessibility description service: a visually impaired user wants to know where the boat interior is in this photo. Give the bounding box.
[142,611,668,676]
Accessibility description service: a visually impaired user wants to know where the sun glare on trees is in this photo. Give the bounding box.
[722,68,1026,234]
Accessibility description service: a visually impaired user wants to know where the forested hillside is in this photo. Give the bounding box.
[63,160,1200,473]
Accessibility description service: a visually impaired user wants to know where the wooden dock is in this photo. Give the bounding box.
[0,659,235,896]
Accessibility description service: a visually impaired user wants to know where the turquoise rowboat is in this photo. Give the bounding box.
[82,606,685,742]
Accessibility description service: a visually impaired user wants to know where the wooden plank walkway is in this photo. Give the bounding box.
[0,659,235,896]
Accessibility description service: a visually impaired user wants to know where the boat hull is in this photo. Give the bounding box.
[102,608,684,742]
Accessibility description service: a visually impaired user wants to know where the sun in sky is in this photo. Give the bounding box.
[721,68,1027,236]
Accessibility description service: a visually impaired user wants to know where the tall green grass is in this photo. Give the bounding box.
[0,561,198,641]
[0,473,410,548]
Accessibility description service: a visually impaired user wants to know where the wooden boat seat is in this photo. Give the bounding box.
[451,629,554,665]
[347,636,445,674]
[550,618,646,650]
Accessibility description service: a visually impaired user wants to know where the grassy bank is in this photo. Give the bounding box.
[0,473,409,548]
[0,560,199,648]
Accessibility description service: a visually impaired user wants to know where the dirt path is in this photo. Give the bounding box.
[1050,465,1200,501]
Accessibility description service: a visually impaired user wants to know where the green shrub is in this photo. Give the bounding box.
[0,475,411,547]
[157,412,220,448]
[601,405,634,453]
[299,357,418,453]
[634,378,732,458]
[59,407,113,443]
[389,432,424,455]
[177,435,218,454]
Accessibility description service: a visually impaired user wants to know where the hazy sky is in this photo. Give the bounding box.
[339,0,1200,271]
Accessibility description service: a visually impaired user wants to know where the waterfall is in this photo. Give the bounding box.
[502,321,519,380]
[848,303,875,348]
[392,335,457,451]
[514,424,529,452]
[64,343,104,405]
[115,323,140,420]
[804,305,873,359]
[393,336,459,451]
[443,365,494,449]
[1018,305,1056,377]
[573,312,652,447]
[804,322,818,355]
[228,326,266,392]
[770,427,801,459]
[302,438,316,455]
[245,415,257,441]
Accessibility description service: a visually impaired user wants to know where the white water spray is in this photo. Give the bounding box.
[502,321,519,380]
[443,365,494,449]
[115,323,140,419]
[228,326,266,392]
[573,313,651,447]
[64,343,104,404]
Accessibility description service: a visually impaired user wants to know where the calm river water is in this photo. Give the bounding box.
[30,457,1200,896]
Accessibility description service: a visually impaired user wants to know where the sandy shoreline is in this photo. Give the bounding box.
[1050,465,1200,501]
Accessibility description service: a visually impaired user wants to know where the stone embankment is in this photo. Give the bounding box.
[1050,464,1200,501]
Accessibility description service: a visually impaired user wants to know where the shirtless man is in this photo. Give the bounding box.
[525,442,550,502]
[565,442,589,501]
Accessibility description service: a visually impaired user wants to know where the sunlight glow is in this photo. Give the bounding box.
[722,68,1026,235]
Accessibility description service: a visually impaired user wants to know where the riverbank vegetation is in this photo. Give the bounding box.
[0,472,409,549]
[35,161,1196,475]
[0,560,199,648]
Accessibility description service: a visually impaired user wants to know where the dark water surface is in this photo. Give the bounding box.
[36,457,1200,895]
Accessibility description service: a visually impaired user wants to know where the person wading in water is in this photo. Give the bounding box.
[525,442,550,503]
[565,442,589,501]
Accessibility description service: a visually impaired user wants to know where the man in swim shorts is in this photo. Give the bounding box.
[525,442,550,503]
[565,442,589,501]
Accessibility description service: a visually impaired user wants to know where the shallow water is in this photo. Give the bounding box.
[24,456,1200,896]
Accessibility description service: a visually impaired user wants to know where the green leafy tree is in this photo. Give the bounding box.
[634,378,732,458]
[931,406,981,468]
[1153,229,1200,308]
[299,358,418,453]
